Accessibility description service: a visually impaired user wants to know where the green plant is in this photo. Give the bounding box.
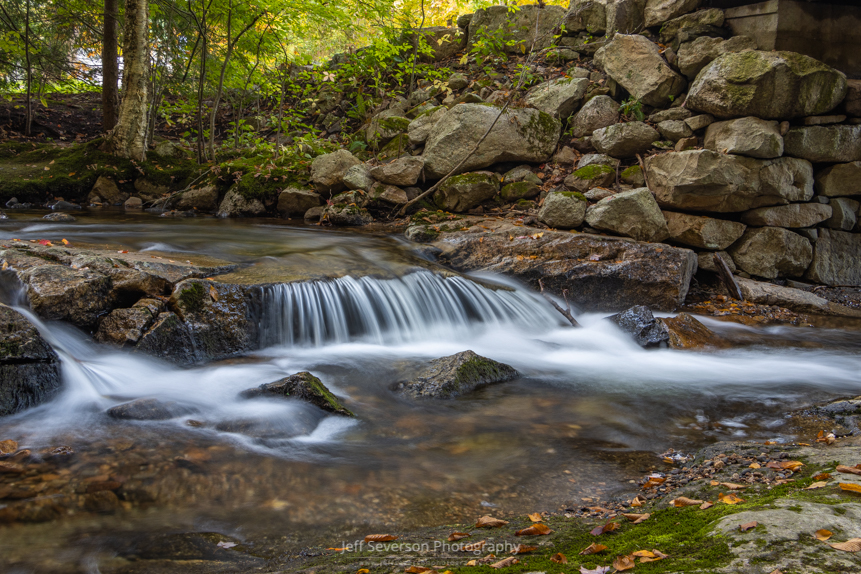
[619,96,645,121]
[464,26,514,67]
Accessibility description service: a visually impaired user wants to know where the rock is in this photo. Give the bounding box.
[342,164,375,191]
[659,313,728,350]
[657,120,693,142]
[124,197,143,209]
[216,187,265,218]
[594,34,686,108]
[134,312,196,364]
[240,372,353,416]
[663,211,746,250]
[88,176,128,205]
[310,150,361,195]
[704,117,784,159]
[468,4,566,53]
[621,165,645,186]
[644,0,700,28]
[685,114,715,132]
[173,185,218,212]
[650,108,692,123]
[741,203,832,228]
[579,153,620,170]
[728,227,813,279]
[608,305,670,347]
[783,125,861,163]
[0,304,62,416]
[447,72,468,90]
[422,104,560,179]
[592,122,660,158]
[154,140,185,158]
[18,265,112,327]
[51,200,79,211]
[524,78,589,118]
[843,79,861,116]
[323,203,374,226]
[569,95,620,138]
[564,163,616,192]
[107,398,178,421]
[658,8,724,43]
[802,114,846,126]
[134,178,170,203]
[500,182,540,202]
[431,219,696,311]
[585,188,670,242]
[606,0,647,34]
[502,165,542,186]
[95,299,163,347]
[825,197,859,231]
[805,228,861,286]
[457,13,472,28]
[584,187,617,201]
[393,350,518,399]
[676,35,757,80]
[370,156,424,186]
[277,188,321,218]
[563,0,609,34]
[538,191,588,229]
[697,250,736,273]
[434,172,499,212]
[645,150,814,212]
[408,106,447,145]
[560,34,609,56]
[304,205,324,222]
[686,51,848,120]
[735,276,844,315]
[368,183,409,206]
[366,111,410,148]
[42,213,75,222]
[674,136,698,151]
[815,162,861,197]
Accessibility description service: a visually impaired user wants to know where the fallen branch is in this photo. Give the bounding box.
[713,252,744,301]
[539,279,581,328]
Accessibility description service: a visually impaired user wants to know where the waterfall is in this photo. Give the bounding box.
[257,270,562,347]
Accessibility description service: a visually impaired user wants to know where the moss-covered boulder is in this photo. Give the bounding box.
[564,163,616,192]
[240,372,353,416]
[392,350,518,399]
[434,171,499,212]
[687,51,848,120]
[500,181,540,202]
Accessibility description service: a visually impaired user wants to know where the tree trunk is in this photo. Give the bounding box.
[105,0,149,161]
[24,0,32,137]
[102,0,119,132]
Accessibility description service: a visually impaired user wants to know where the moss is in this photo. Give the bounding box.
[453,357,505,389]
[558,190,587,201]
[500,181,538,202]
[378,116,411,132]
[377,134,411,161]
[298,372,354,417]
[572,164,615,180]
[178,282,206,315]
[516,110,561,155]
[621,165,642,178]
[445,173,496,187]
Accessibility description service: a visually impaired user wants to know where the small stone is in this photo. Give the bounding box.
[124,197,143,210]
[675,136,698,151]
[825,197,859,231]
[658,119,693,142]
[42,213,76,222]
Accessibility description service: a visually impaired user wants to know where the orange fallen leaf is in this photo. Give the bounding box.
[804,481,829,490]
[720,482,747,490]
[639,549,668,563]
[448,532,470,542]
[489,556,518,568]
[590,521,620,536]
[405,567,432,573]
[527,512,543,522]
[839,483,861,494]
[828,538,861,552]
[749,462,761,469]
[510,544,537,554]
[579,543,608,555]
[718,493,745,505]
[700,502,714,510]
[365,534,398,542]
[515,523,552,536]
[764,440,776,445]
[813,472,832,480]
[836,465,861,476]
[612,554,636,571]
[357,570,370,574]
[739,521,758,532]
[327,547,347,552]
[61,238,69,245]
[550,552,567,563]
[209,285,219,301]
[642,476,666,488]
[475,515,508,528]
[463,540,486,552]
[622,513,650,524]
[815,529,833,541]
[631,495,646,507]
[633,550,656,558]
[670,497,703,507]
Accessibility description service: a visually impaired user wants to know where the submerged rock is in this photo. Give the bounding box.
[240,372,353,416]
[659,313,729,350]
[393,350,517,399]
[607,305,670,348]
[106,398,179,421]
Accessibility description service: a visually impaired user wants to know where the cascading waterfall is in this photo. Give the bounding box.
[257,270,563,347]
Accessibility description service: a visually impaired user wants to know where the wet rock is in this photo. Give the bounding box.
[393,350,517,399]
[585,188,670,242]
[608,305,670,347]
[106,398,177,421]
[728,227,813,279]
[434,172,499,212]
[676,35,756,80]
[310,150,362,196]
[569,95,620,138]
[704,117,784,159]
[304,205,324,222]
[277,187,321,218]
[524,77,589,118]
[124,197,143,210]
[564,163,615,192]
[644,0,700,28]
[663,212,746,250]
[741,203,832,228]
[784,125,861,163]
[468,4,565,53]
[422,104,561,179]
[172,185,218,212]
[42,213,75,222]
[88,176,129,205]
[594,34,686,108]
[18,265,112,327]
[646,150,814,212]
[592,121,660,158]
[240,372,353,416]
[134,311,197,364]
[95,299,164,347]
[0,304,61,416]
[538,191,587,229]
[216,187,265,218]
[735,277,846,315]
[367,183,409,207]
[370,156,424,187]
[687,51,848,120]
[805,228,861,286]
[825,197,859,231]
[659,313,728,350]
[408,105,447,146]
[815,162,861,197]
[323,203,374,226]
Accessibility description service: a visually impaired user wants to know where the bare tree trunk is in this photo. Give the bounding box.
[102,0,119,132]
[24,0,32,136]
[105,0,149,160]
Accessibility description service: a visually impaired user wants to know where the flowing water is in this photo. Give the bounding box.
[1,211,861,571]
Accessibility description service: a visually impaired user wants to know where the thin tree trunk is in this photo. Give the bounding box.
[195,0,207,163]
[24,0,32,136]
[102,0,119,131]
[105,0,150,160]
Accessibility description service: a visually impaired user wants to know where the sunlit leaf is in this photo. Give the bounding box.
[622,513,650,524]
[579,543,608,555]
[631,495,646,507]
[839,483,861,494]
[718,493,745,505]
[815,529,833,541]
[639,549,668,563]
[813,472,832,480]
[739,521,757,532]
[804,481,829,490]
[836,465,861,476]
[612,554,636,571]
[510,544,537,554]
[527,512,542,522]
[670,497,703,507]
[633,550,655,558]
[515,523,552,536]
[550,552,567,563]
[475,515,508,528]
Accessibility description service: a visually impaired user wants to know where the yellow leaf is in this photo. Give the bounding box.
[459,54,468,65]
[670,497,704,507]
[839,483,861,494]
[718,492,745,505]
[613,554,636,571]
[475,515,508,528]
[633,550,656,558]
[579,543,608,555]
[527,512,542,522]
[804,481,829,490]
[209,285,219,302]
[815,529,833,541]
[749,462,761,469]
[357,570,370,574]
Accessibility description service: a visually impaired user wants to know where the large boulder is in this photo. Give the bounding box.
[585,188,670,242]
[468,4,566,53]
[525,78,589,118]
[663,211,746,250]
[805,228,861,286]
[592,121,660,158]
[686,51,848,120]
[825,197,859,231]
[606,0,647,34]
[408,106,447,146]
[88,176,129,205]
[134,312,197,365]
[657,8,724,44]
[434,172,499,212]
[0,304,62,416]
[216,187,265,218]
[815,162,861,197]
[563,0,610,34]
[704,117,784,159]
[569,95,620,138]
[740,203,832,228]
[843,79,861,117]
[594,34,686,108]
[645,150,814,212]
[727,227,813,279]
[323,203,374,226]
[107,398,181,421]
[644,0,700,28]
[659,313,729,350]
[370,156,424,187]
[392,350,518,399]
[240,372,353,416]
[430,219,697,311]
[422,104,561,179]
[277,188,321,218]
[173,185,219,212]
[342,164,375,191]
[17,265,112,327]
[538,191,588,229]
[310,150,361,195]
[676,35,757,80]
[783,126,861,163]
[365,110,410,148]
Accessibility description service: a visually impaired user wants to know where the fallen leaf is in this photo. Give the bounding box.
[475,515,508,528]
[764,440,776,445]
[465,560,477,567]
[463,540,486,552]
[804,481,829,490]
[836,465,861,476]
[448,532,470,542]
[749,462,761,469]
[61,238,69,245]
[515,523,552,536]
[527,512,543,522]
[639,549,668,563]
[364,534,397,542]
[622,513,650,524]
[700,501,714,510]
[357,570,370,574]
[489,556,518,568]
[579,543,608,555]
[839,483,861,494]
[631,495,646,507]
[718,493,745,505]
[828,538,861,552]
[670,497,704,507]
[510,544,537,554]
[405,567,433,573]
[579,567,610,574]
[327,547,347,552]
[209,285,219,301]
[216,541,237,549]
[721,482,747,490]
[550,552,567,563]
[813,472,832,480]
[613,554,636,571]
[633,550,656,558]
[815,529,833,541]
[589,521,620,536]
[739,521,758,532]
[642,475,666,488]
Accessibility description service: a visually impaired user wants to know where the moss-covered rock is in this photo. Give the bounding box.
[434,171,500,212]
[392,350,518,399]
[500,181,540,202]
[239,371,353,416]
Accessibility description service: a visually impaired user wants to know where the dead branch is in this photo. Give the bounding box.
[539,279,581,328]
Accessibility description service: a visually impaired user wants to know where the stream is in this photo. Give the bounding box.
[1,211,861,572]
